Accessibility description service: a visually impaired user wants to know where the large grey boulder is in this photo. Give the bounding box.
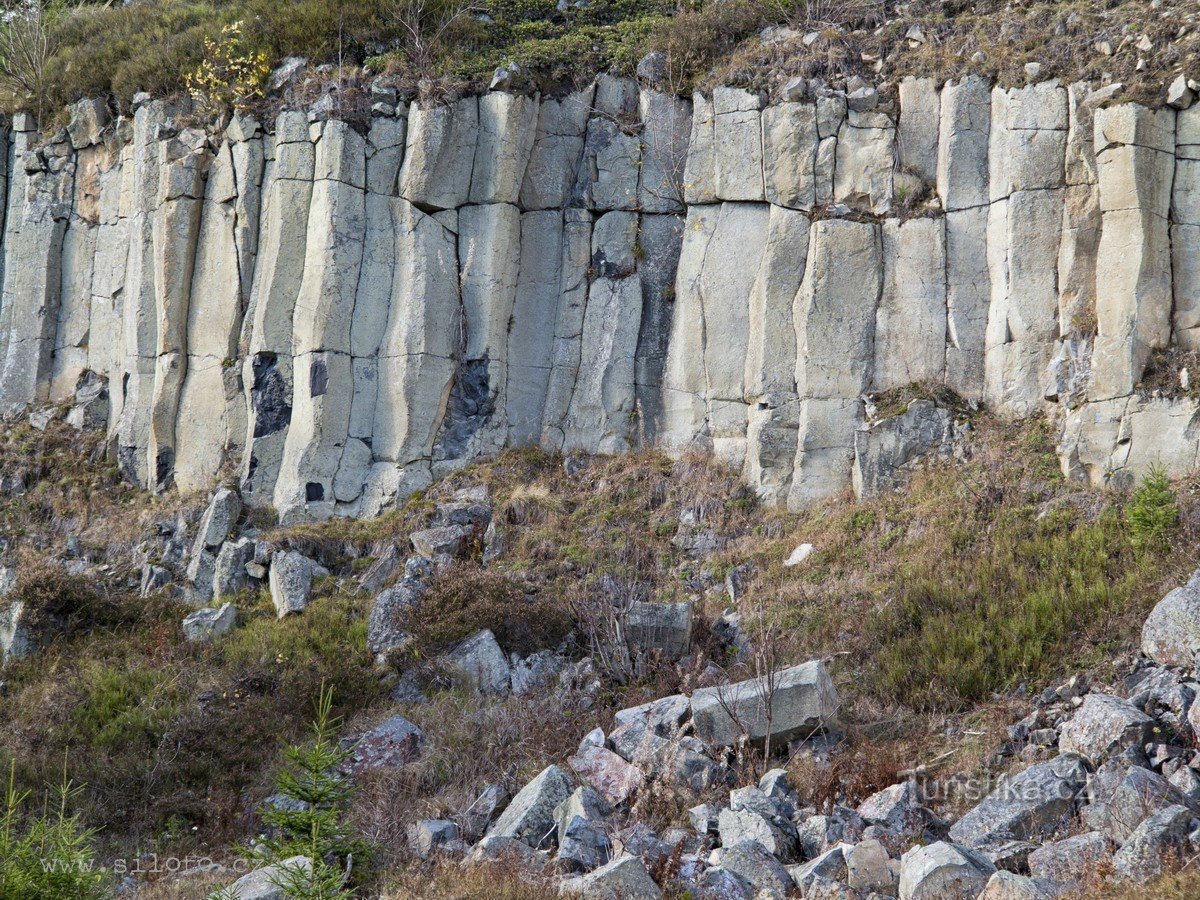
[1027,830,1111,886]
[487,764,574,848]
[182,603,237,643]
[717,806,796,860]
[445,629,510,695]
[977,871,1060,899]
[410,524,472,559]
[195,488,242,551]
[948,754,1087,847]
[227,856,312,899]
[268,551,326,617]
[899,841,996,900]
[1083,763,1200,842]
[845,838,896,895]
[789,846,847,892]
[568,740,643,807]
[554,786,611,871]
[1111,804,1197,882]
[213,537,255,599]
[1142,571,1200,668]
[1059,694,1153,763]
[576,853,662,899]
[690,659,837,748]
[857,780,931,839]
[710,840,793,896]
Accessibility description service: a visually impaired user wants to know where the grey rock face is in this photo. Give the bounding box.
[345,714,423,775]
[899,841,996,900]
[1143,571,1200,668]
[445,629,511,695]
[690,659,838,748]
[854,400,953,499]
[1026,831,1111,887]
[226,856,312,899]
[487,764,574,848]
[268,550,326,617]
[182,603,237,642]
[367,579,422,661]
[1112,804,1197,882]
[213,537,255,599]
[578,853,662,899]
[710,840,793,896]
[1059,693,1154,764]
[948,754,1087,847]
[626,600,694,660]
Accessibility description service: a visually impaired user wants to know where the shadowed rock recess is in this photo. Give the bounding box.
[7,76,1200,522]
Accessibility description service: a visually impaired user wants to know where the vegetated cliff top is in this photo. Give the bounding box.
[5,0,1198,126]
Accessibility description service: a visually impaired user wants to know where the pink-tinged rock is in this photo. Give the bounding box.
[344,714,423,775]
[569,743,644,806]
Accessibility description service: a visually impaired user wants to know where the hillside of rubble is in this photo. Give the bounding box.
[0,401,1199,897]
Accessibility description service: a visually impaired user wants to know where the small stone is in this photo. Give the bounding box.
[1024,62,1043,80]
[1168,74,1196,110]
[783,543,816,567]
[345,715,423,775]
[636,51,667,84]
[182,603,236,643]
[225,857,312,899]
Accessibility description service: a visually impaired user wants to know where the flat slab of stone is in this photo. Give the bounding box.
[690,659,838,748]
[948,754,1087,847]
[487,764,574,848]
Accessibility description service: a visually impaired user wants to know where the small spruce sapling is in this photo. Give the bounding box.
[248,685,372,899]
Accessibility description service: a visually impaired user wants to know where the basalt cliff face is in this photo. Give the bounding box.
[1,75,1195,521]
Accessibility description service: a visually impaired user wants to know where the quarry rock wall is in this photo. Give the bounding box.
[2,76,1197,521]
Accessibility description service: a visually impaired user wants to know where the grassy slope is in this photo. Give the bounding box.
[0,406,1197,891]
[16,0,1200,123]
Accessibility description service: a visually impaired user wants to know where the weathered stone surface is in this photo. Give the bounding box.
[445,629,511,695]
[899,841,996,900]
[761,102,818,209]
[471,92,537,205]
[834,110,895,213]
[713,87,765,201]
[977,871,1059,900]
[1091,104,1175,400]
[710,841,793,896]
[399,98,478,209]
[873,217,947,391]
[213,537,255,599]
[639,89,690,213]
[948,754,1087,847]
[1059,694,1154,763]
[568,744,643,807]
[346,714,423,774]
[789,219,879,510]
[367,579,421,661]
[1083,763,1200,843]
[1026,831,1111,886]
[268,550,325,617]
[899,76,940,183]
[227,857,312,899]
[690,659,837,748]
[1143,570,1200,669]
[182,602,237,642]
[488,764,574,848]
[521,89,593,210]
[1111,804,1196,883]
[853,400,953,499]
[578,853,662,899]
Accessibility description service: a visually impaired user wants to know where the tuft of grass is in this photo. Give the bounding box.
[405,565,573,660]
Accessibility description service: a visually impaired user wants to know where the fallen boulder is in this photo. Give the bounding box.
[1142,570,1200,668]
[690,659,838,748]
